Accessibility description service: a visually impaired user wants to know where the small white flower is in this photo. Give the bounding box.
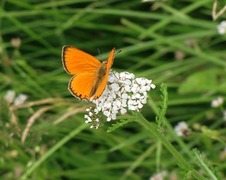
[14,94,28,106]
[84,114,92,123]
[4,90,28,106]
[211,96,224,108]
[142,0,156,2]
[142,0,167,2]
[149,171,168,180]
[151,84,156,89]
[174,121,190,137]
[120,108,127,114]
[84,71,155,128]
[217,21,226,35]
[4,90,16,104]
[11,37,21,48]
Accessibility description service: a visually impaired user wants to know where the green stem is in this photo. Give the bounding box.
[193,150,218,180]
[21,123,87,180]
[135,112,206,180]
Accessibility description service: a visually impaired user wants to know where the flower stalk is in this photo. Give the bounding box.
[135,112,206,179]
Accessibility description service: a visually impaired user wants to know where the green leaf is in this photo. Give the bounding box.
[178,69,221,94]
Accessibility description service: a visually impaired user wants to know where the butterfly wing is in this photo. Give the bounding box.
[69,72,97,100]
[62,45,101,74]
[62,46,115,100]
[106,47,116,73]
[91,48,116,100]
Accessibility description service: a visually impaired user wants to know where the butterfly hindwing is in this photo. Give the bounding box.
[69,72,97,100]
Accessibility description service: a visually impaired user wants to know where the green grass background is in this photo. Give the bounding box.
[1,0,226,179]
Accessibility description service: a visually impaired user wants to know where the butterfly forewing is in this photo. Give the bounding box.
[106,48,116,72]
[62,46,101,74]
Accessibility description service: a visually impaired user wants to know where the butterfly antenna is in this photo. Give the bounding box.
[117,49,122,54]
[97,48,103,61]
[97,48,101,55]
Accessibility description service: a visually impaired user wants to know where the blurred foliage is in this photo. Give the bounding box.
[0,0,226,179]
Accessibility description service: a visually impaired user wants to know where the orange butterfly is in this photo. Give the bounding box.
[62,46,115,100]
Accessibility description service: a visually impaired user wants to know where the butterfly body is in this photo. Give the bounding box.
[62,46,115,100]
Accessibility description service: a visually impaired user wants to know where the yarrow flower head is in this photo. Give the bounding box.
[4,90,16,104]
[84,71,156,128]
[4,90,28,106]
[149,170,168,180]
[14,94,28,106]
[217,21,226,35]
[174,121,190,137]
[211,96,224,108]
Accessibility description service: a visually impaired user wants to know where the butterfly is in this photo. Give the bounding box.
[62,46,115,100]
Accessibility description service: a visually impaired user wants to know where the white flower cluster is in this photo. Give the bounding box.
[4,90,28,106]
[174,121,190,137]
[217,21,226,35]
[149,170,168,180]
[85,71,156,129]
[211,96,224,108]
[142,0,167,2]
